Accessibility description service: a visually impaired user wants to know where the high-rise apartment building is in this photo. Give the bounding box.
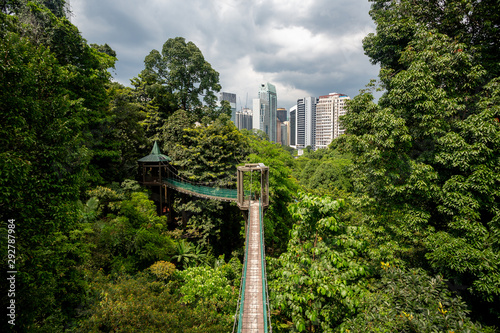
[294,97,317,149]
[253,83,277,142]
[219,92,237,123]
[289,105,297,147]
[276,108,287,146]
[281,122,289,146]
[277,108,287,122]
[315,93,350,149]
[235,108,253,131]
[252,97,268,136]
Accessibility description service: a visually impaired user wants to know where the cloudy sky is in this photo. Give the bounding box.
[71,0,380,110]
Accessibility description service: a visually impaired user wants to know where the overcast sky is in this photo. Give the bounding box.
[71,0,380,110]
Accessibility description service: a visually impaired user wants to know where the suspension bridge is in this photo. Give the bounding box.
[138,142,272,333]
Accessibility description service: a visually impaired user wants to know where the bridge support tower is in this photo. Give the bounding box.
[236,163,269,217]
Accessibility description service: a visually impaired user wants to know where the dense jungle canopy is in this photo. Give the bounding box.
[0,0,499,332]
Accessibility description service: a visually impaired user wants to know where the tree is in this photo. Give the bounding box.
[172,258,240,315]
[89,82,149,183]
[0,3,115,328]
[0,21,91,333]
[14,1,117,185]
[294,146,353,195]
[137,37,221,118]
[160,112,249,255]
[171,240,208,269]
[339,0,500,323]
[269,193,368,332]
[77,271,232,332]
[85,187,175,274]
[40,0,66,17]
[364,0,500,79]
[342,265,491,332]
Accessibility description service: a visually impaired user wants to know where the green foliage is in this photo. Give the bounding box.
[160,112,248,254]
[164,112,249,184]
[171,239,208,269]
[11,0,119,187]
[4,0,498,330]
[172,259,240,314]
[87,189,175,273]
[269,193,368,332]
[294,146,353,195]
[245,131,299,254]
[137,37,222,119]
[0,4,108,328]
[37,0,67,18]
[148,260,176,280]
[0,0,22,15]
[342,266,492,332]
[77,271,231,332]
[89,82,149,183]
[337,0,500,323]
[364,0,500,78]
[91,43,116,58]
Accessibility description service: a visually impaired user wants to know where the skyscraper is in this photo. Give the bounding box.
[282,121,290,146]
[252,97,268,136]
[277,108,287,122]
[235,108,253,131]
[219,92,237,123]
[295,97,317,149]
[289,105,297,147]
[315,93,350,149]
[253,83,277,142]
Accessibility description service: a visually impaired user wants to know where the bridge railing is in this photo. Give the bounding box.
[163,177,238,201]
[260,198,272,333]
[234,199,252,333]
[233,200,272,333]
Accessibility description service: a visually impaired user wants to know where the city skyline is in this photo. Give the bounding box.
[233,83,349,150]
[70,0,380,110]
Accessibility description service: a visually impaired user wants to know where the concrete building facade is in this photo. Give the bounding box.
[315,93,350,149]
[289,105,297,147]
[235,108,253,131]
[296,97,317,149]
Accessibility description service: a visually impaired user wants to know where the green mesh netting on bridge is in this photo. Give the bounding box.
[163,178,238,200]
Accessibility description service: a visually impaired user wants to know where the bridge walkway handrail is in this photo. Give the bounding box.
[163,177,238,202]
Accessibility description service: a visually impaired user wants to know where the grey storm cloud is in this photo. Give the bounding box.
[71,0,380,109]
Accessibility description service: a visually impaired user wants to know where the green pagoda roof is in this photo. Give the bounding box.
[138,141,171,163]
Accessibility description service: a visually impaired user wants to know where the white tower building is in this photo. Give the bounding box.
[315,93,350,149]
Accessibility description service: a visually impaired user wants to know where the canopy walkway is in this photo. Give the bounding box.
[162,171,272,332]
[234,199,271,332]
[138,144,271,332]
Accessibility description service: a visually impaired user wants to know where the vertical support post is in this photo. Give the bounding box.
[237,166,247,210]
[237,163,269,212]
[159,164,163,215]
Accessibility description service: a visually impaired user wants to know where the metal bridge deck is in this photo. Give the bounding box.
[241,201,265,332]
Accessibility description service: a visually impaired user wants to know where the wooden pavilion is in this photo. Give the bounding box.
[137,141,171,215]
